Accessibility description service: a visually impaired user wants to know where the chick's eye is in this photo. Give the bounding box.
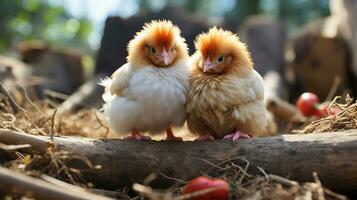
[218,56,224,63]
[150,47,156,54]
[171,47,175,52]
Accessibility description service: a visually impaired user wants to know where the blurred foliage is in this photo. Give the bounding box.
[164,0,330,31]
[0,0,92,53]
[0,0,330,54]
[276,0,330,32]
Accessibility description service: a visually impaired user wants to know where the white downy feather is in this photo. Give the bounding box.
[102,60,189,136]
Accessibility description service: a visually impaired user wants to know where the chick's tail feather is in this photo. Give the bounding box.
[99,77,114,102]
[99,77,112,87]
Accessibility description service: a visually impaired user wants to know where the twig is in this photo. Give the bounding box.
[0,84,22,113]
[133,183,169,200]
[325,76,341,102]
[40,174,88,192]
[0,166,113,200]
[50,109,58,141]
[143,173,158,185]
[18,85,43,113]
[0,128,52,153]
[204,157,245,174]
[257,166,268,179]
[323,188,347,200]
[266,97,305,122]
[93,111,109,138]
[0,142,31,151]
[237,158,250,183]
[268,174,299,187]
[202,159,226,170]
[22,113,47,135]
[89,189,119,198]
[313,172,326,200]
[44,89,69,100]
[159,172,187,184]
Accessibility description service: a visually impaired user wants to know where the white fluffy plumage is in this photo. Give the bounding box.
[101,60,189,136]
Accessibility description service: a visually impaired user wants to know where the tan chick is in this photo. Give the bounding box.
[101,20,190,141]
[187,27,276,141]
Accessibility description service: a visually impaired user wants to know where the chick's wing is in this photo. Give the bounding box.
[110,63,133,96]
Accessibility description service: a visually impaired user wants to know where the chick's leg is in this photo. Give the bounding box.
[195,134,215,141]
[124,128,151,140]
[165,127,183,141]
[223,130,250,142]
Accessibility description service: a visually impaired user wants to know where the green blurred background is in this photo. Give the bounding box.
[0,0,330,54]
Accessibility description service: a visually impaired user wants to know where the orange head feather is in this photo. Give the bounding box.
[127,20,188,67]
[194,27,253,75]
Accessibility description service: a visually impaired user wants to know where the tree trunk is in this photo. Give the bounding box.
[239,16,287,100]
[1,129,357,196]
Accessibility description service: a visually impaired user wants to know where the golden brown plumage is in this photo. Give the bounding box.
[187,27,276,140]
[127,20,188,68]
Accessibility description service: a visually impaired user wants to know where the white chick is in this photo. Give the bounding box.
[101,20,189,141]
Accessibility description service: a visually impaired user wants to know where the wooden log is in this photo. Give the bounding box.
[266,96,306,122]
[0,129,357,196]
[57,74,105,113]
[0,166,113,200]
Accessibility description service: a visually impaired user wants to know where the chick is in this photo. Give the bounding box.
[101,20,189,141]
[187,27,276,141]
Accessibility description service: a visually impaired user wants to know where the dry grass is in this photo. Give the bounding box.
[133,158,347,200]
[0,90,116,139]
[0,86,193,141]
[5,147,99,187]
[295,95,357,134]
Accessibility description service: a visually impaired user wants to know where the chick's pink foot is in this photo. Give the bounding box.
[124,129,151,141]
[165,128,183,141]
[195,135,215,141]
[223,131,250,142]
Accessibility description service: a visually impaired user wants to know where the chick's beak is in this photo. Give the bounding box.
[203,57,216,73]
[161,48,170,66]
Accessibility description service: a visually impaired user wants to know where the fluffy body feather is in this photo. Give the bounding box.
[103,61,189,135]
[101,20,189,137]
[187,27,276,138]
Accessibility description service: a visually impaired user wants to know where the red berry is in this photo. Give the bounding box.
[330,107,342,115]
[209,179,229,200]
[183,176,212,200]
[296,92,320,116]
[183,176,229,200]
[314,104,328,118]
[314,104,342,118]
